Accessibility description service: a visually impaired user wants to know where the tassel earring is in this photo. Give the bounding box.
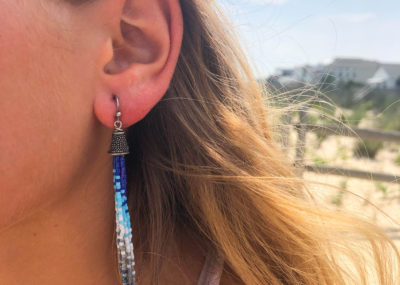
[108,94,136,285]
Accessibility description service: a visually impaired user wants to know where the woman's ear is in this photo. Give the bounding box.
[94,0,183,128]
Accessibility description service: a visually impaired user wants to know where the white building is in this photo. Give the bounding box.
[274,58,400,89]
[275,64,325,86]
[367,64,400,89]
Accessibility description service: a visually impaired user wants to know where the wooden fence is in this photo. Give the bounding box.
[289,110,400,239]
[292,110,400,184]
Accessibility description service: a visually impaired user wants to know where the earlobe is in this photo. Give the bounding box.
[93,0,183,129]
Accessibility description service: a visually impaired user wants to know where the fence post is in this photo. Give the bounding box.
[295,108,308,175]
[281,111,292,150]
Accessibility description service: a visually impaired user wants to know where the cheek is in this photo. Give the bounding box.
[0,3,106,227]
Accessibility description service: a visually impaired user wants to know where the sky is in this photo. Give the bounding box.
[217,0,400,78]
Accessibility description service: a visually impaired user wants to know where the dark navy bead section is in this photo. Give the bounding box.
[113,155,136,285]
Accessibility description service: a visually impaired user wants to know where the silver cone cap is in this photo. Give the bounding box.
[108,130,130,155]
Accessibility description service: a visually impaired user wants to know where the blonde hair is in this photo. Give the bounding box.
[124,0,400,284]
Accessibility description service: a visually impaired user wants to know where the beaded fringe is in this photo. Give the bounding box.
[113,155,136,285]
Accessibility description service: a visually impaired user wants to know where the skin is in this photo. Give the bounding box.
[0,0,216,284]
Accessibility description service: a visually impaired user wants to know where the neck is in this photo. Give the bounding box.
[0,157,121,285]
[0,156,207,285]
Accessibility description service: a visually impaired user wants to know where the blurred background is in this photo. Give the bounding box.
[218,0,400,241]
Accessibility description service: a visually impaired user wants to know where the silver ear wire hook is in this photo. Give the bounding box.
[113,94,123,130]
[108,94,130,155]
[113,94,120,114]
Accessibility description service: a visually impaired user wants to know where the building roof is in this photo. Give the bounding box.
[325,58,380,82]
[328,58,379,66]
[381,64,400,79]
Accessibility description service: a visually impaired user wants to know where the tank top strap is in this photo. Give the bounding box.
[197,249,224,285]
